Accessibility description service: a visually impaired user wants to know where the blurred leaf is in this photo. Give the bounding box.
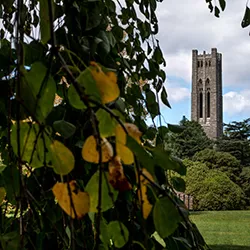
[53,120,76,139]
[50,140,75,175]
[0,187,6,204]
[153,197,180,238]
[126,136,154,175]
[138,168,154,219]
[171,176,186,192]
[82,135,113,163]
[219,0,226,11]
[90,62,119,104]
[67,85,87,110]
[40,0,50,43]
[76,67,101,103]
[21,62,56,122]
[11,122,51,168]
[107,221,129,248]
[116,123,142,165]
[96,109,123,137]
[214,6,220,17]
[167,124,185,133]
[85,171,118,212]
[108,156,132,192]
[146,90,159,118]
[161,87,171,108]
[0,231,20,250]
[52,181,90,219]
[242,6,250,28]
[152,147,186,175]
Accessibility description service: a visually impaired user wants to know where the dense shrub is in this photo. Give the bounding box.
[239,167,250,205]
[183,159,245,210]
[193,149,242,183]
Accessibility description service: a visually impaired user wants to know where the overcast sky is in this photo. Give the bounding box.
[153,0,250,126]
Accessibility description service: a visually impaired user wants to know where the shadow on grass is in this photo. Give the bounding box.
[210,245,250,250]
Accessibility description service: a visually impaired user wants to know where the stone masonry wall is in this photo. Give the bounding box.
[191,48,223,139]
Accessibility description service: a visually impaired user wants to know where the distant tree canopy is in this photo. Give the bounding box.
[183,159,245,211]
[193,148,242,183]
[165,119,213,159]
[216,118,250,166]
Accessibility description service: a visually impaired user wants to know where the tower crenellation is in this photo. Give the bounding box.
[191,48,223,139]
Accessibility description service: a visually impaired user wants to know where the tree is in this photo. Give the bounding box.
[193,149,242,183]
[183,160,245,211]
[216,119,250,166]
[0,0,210,249]
[166,119,213,159]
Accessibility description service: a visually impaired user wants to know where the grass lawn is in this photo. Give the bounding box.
[190,210,250,250]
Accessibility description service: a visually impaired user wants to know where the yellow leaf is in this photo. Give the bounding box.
[50,140,75,175]
[138,168,154,219]
[82,135,113,163]
[115,123,142,165]
[89,62,119,104]
[52,181,90,219]
[0,187,6,205]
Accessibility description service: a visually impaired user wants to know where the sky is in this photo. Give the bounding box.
[152,0,250,126]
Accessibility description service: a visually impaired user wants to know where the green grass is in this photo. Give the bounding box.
[190,210,250,250]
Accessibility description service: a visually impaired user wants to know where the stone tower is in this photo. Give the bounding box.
[191,48,223,139]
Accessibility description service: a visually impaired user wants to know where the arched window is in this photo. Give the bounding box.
[201,61,203,67]
[209,61,211,66]
[198,61,200,67]
[207,92,210,118]
[206,78,210,85]
[205,61,208,67]
[199,92,203,118]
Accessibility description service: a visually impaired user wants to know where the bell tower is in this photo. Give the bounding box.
[191,48,223,139]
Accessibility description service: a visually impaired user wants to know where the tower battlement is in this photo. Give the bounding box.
[191,48,223,139]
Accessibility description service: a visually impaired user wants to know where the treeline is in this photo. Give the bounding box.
[166,117,250,210]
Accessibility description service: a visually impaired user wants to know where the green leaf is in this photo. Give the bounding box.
[214,6,220,17]
[151,147,186,175]
[39,0,51,44]
[96,109,123,137]
[21,62,56,122]
[100,218,110,246]
[153,197,180,238]
[76,68,101,103]
[171,176,186,192]
[167,124,185,133]
[50,140,75,175]
[107,221,129,248]
[85,171,118,212]
[2,166,20,205]
[242,6,250,28]
[161,87,171,108]
[0,231,20,250]
[126,136,155,175]
[98,31,110,54]
[67,85,87,110]
[11,122,51,168]
[218,0,226,11]
[24,41,46,65]
[145,126,157,140]
[146,90,159,118]
[53,120,76,139]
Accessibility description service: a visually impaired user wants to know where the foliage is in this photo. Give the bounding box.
[166,119,213,159]
[193,149,242,183]
[216,119,250,166]
[0,0,210,249]
[205,0,250,30]
[239,167,250,206]
[183,160,245,211]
